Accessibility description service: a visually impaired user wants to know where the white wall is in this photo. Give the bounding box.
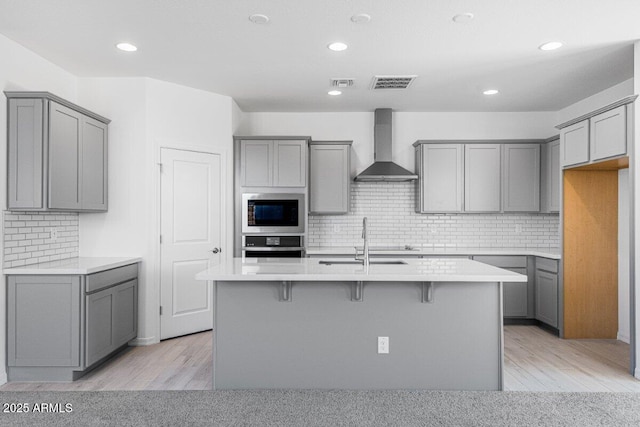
[0,33,79,384]
[556,78,634,125]
[241,111,557,176]
[77,77,235,344]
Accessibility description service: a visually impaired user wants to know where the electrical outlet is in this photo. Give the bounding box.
[50,227,59,241]
[515,224,522,234]
[333,225,341,233]
[429,225,437,235]
[378,336,389,354]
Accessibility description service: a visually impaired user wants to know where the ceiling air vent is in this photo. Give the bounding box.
[330,78,355,88]
[370,75,417,90]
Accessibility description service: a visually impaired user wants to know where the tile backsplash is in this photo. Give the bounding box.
[3,211,79,268]
[308,182,560,249]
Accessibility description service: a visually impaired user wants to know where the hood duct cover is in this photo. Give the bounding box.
[354,108,418,182]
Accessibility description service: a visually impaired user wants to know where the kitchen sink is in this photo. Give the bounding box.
[318,260,407,265]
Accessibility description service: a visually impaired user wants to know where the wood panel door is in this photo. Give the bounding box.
[160,148,223,340]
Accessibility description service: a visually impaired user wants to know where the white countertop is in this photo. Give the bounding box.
[196,257,527,282]
[3,257,142,275]
[306,246,561,260]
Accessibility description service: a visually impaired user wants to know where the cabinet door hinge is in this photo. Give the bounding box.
[158,162,163,173]
[160,235,162,244]
[160,306,163,316]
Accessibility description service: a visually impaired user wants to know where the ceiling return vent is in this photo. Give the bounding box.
[370,75,417,90]
[330,78,355,88]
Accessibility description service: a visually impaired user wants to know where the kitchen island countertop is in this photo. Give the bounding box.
[196,256,527,282]
[305,246,561,259]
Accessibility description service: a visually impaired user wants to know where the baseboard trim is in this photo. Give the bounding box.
[617,332,631,343]
[130,336,159,346]
[635,367,640,381]
[504,318,538,326]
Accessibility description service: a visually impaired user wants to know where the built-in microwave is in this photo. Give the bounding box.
[241,193,305,234]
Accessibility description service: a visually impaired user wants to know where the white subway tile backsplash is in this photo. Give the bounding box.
[308,182,560,250]
[3,211,79,268]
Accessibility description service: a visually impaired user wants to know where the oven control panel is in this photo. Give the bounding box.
[244,235,302,248]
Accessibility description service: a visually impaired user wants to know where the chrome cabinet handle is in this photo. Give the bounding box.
[211,248,221,254]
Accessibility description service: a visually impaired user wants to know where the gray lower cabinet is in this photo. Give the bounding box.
[473,255,532,318]
[535,257,559,328]
[5,92,110,211]
[309,141,351,214]
[6,264,138,381]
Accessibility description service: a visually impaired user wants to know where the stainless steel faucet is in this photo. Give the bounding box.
[360,217,370,267]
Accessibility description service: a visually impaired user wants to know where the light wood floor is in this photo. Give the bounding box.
[1,326,639,391]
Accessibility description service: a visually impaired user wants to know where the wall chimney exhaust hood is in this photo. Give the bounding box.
[354,108,418,182]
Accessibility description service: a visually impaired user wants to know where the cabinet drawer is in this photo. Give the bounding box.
[536,257,558,273]
[473,255,527,268]
[86,263,138,293]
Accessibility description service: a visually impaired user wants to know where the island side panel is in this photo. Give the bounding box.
[213,280,502,390]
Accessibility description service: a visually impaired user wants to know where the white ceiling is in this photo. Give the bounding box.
[0,0,638,112]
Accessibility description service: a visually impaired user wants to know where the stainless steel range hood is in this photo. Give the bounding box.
[354,108,418,182]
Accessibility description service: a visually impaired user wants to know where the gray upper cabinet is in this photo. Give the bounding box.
[590,105,626,162]
[560,120,589,167]
[464,144,501,212]
[541,138,560,213]
[240,140,273,186]
[309,141,351,214]
[502,144,540,212]
[239,139,307,187]
[49,101,82,210]
[81,117,109,210]
[274,140,306,187]
[558,99,634,169]
[415,143,463,213]
[7,98,44,209]
[5,92,110,212]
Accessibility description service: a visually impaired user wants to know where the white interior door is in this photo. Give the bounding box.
[160,148,222,340]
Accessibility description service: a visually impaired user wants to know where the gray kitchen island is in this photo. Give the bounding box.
[196,257,526,390]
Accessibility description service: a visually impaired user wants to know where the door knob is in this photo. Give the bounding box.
[210,248,221,254]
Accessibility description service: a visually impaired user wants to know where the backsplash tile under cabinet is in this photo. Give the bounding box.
[3,211,79,268]
[308,182,560,250]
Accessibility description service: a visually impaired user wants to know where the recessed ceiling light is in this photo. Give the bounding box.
[351,13,371,24]
[249,14,269,24]
[116,42,137,52]
[328,90,342,96]
[539,41,563,51]
[483,89,499,96]
[452,13,474,23]
[328,42,348,52]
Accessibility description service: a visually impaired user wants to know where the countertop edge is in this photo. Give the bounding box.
[305,248,561,260]
[3,257,143,275]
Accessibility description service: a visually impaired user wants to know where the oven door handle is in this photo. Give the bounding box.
[242,247,306,252]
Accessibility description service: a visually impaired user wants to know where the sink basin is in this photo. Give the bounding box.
[318,260,407,265]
